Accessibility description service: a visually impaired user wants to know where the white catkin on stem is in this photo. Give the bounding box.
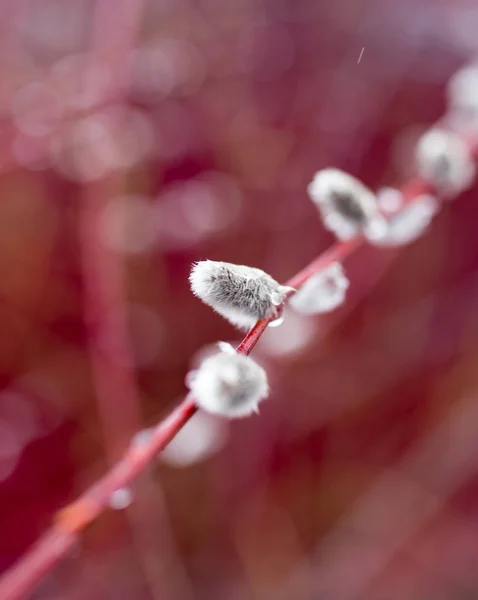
[187,350,269,418]
[307,168,387,241]
[289,263,349,315]
[415,128,475,196]
[372,193,439,247]
[189,260,292,330]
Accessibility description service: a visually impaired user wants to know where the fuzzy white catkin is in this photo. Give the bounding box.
[307,168,387,241]
[372,193,438,247]
[187,351,269,418]
[289,263,349,316]
[415,129,475,196]
[189,260,291,330]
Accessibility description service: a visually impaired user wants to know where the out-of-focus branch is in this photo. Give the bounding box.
[79,1,192,598]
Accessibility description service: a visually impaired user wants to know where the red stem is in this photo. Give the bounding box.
[0,530,77,600]
[0,178,446,600]
[0,396,198,600]
[286,238,362,290]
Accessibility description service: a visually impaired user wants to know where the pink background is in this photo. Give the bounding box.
[1,0,478,598]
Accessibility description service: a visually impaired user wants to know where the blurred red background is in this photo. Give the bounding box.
[2,0,478,598]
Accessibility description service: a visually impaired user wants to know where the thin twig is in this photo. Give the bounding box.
[0,397,198,600]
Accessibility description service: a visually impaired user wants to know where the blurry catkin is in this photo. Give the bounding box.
[187,350,269,418]
[415,128,475,196]
[289,263,349,315]
[372,192,438,247]
[307,168,387,241]
[189,260,292,330]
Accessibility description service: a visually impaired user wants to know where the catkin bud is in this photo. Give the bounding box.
[187,351,269,418]
[415,128,475,196]
[189,260,292,330]
[372,193,438,247]
[289,263,349,315]
[307,168,387,241]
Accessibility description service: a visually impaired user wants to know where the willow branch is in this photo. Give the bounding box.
[0,172,443,600]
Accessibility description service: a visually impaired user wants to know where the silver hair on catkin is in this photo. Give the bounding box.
[307,168,387,241]
[189,260,292,330]
[187,350,269,418]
